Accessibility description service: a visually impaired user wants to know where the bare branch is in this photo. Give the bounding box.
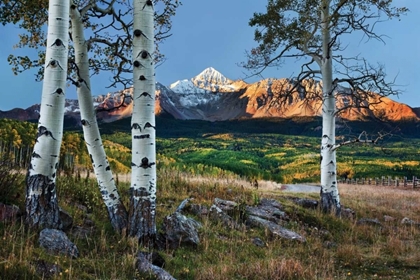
[332,131,392,151]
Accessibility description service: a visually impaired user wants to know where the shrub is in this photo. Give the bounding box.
[0,156,24,205]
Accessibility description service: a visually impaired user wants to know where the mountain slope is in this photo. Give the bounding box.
[1,67,419,124]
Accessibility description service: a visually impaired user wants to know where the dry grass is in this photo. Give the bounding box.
[340,183,420,220]
[1,171,420,279]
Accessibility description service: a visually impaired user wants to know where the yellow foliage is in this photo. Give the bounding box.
[108,158,130,173]
[239,159,257,165]
[205,133,237,141]
[265,152,286,158]
[103,140,130,152]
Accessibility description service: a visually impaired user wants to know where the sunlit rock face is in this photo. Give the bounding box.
[2,67,419,123]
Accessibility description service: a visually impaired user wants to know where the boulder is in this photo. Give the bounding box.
[214,198,238,213]
[186,204,209,216]
[252,237,266,247]
[258,198,284,210]
[159,212,201,250]
[246,215,306,242]
[59,208,73,231]
[292,198,319,209]
[136,252,176,280]
[401,217,420,226]
[32,259,61,278]
[245,205,288,224]
[209,205,242,230]
[39,229,79,258]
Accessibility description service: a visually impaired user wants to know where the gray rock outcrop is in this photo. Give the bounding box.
[39,229,79,258]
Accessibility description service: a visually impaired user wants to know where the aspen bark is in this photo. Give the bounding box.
[319,0,340,215]
[129,0,157,244]
[70,3,128,233]
[25,0,69,229]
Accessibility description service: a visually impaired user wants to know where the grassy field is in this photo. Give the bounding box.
[1,164,420,279]
[1,117,420,278]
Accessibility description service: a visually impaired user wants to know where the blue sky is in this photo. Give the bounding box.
[0,0,418,111]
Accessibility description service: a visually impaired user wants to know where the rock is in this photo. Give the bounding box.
[175,198,191,213]
[186,204,209,216]
[252,237,266,247]
[214,198,238,212]
[136,252,176,280]
[59,208,73,231]
[209,205,242,230]
[39,229,79,258]
[292,198,318,209]
[159,212,201,250]
[246,215,306,242]
[138,251,166,268]
[356,218,382,227]
[32,259,61,278]
[245,205,288,224]
[401,217,420,226]
[214,198,247,222]
[0,202,21,222]
[247,198,289,223]
[258,198,284,210]
[383,215,395,222]
[341,208,356,220]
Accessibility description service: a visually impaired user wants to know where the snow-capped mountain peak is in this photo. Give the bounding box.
[169,79,210,94]
[191,67,233,90]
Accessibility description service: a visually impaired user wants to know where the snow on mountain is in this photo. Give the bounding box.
[3,66,420,124]
[191,67,237,92]
[170,79,210,94]
[169,79,221,108]
[192,67,231,85]
[64,100,80,113]
[167,67,241,108]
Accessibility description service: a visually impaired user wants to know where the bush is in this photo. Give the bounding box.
[0,157,24,205]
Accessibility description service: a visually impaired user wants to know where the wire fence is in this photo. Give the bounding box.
[338,176,419,188]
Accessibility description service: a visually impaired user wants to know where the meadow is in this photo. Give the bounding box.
[1,117,420,279]
[1,163,420,279]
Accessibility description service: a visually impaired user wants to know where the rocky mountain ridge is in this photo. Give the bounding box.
[1,67,419,124]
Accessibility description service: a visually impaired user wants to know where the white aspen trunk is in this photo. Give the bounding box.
[25,0,69,229]
[319,0,340,215]
[70,3,128,233]
[129,0,157,244]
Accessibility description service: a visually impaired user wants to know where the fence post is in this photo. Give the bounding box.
[404,176,407,187]
[395,177,399,187]
[382,176,385,186]
[368,178,371,185]
[414,176,418,188]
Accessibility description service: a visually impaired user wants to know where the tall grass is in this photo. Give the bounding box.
[1,167,420,279]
